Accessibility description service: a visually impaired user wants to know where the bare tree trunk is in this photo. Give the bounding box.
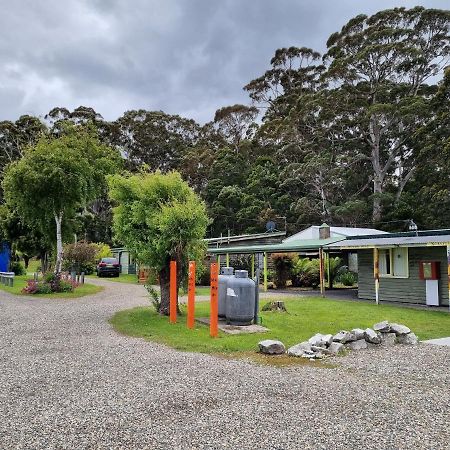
[23,255,30,269]
[158,262,181,316]
[369,116,385,223]
[395,168,415,205]
[54,212,63,273]
[372,176,383,223]
[40,251,48,273]
[158,266,171,315]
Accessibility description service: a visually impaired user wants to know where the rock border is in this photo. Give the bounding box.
[258,320,418,360]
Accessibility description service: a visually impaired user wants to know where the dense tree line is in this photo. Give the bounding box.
[0,6,449,248]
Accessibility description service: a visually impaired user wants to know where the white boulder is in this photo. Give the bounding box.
[308,333,326,347]
[373,321,391,333]
[397,333,419,345]
[328,342,345,355]
[351,328,366,340]
[364,328,382,344]
[333,330,356,343]
[287,342,311,357]
[390,323,411,335]
[380,332,397,347]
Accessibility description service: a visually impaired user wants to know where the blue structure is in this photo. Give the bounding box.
[0,242,10,272]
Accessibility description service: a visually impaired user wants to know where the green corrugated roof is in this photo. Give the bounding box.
[207,237,345,254]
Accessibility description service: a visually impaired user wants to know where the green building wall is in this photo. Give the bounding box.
[358,247,449,306]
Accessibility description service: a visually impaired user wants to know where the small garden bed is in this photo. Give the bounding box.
[0,274,103,298]
[110,297,450,355]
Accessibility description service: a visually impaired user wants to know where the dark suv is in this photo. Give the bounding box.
[96,257,120,277]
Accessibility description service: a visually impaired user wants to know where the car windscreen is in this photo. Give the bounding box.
[102,258,118,264]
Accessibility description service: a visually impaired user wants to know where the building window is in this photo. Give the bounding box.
[379,249,392,275]
[378,248,408,278]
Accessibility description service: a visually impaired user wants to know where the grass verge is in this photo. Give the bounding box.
[0,275,103,298]
[110,296,450,354]
[89,273,140,284]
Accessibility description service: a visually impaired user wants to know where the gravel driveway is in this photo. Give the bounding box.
[1,279,449,449]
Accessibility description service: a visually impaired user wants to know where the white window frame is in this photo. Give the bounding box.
[378,247,409,279]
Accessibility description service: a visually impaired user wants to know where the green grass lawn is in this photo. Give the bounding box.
[195,286,210,296]
[110,297,450,354]
[88,273,140,284]
[26,259,40,274]
[0,275,103,298]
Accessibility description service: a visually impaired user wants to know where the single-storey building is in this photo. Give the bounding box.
[207,224,385,292]
[111,247,137,275]
[112,231,286,275]
[284,225,386,241]
[328,230,450,307]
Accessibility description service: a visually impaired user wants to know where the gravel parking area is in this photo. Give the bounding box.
[1,279,449,449]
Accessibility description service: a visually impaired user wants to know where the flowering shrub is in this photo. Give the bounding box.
[21,273,78,295]
[22,280,52,294]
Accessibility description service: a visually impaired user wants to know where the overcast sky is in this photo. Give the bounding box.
[0,0,448,124]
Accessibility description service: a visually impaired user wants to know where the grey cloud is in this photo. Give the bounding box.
[0,0,448,123]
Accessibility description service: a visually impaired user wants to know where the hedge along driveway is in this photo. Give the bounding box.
[0,275,103,298]
[110,296,450,354]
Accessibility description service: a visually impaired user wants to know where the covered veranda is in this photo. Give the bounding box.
[207,236,346,295]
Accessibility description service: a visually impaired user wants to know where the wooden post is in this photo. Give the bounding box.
[187,261,196,329]
[319,248,325,297]
[251,254,255,279]
[226,253,230,267]
[170,260,177,323]
[210,262,219,337]
[373,247,380,305]
[263,252,268,292]
[327,252,331,289]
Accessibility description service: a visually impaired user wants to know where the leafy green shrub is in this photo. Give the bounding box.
[146,268,159,285]
[339,271,357,286]
[94,242,113,260]
[231,254,252,272]
[58,280,75,292]
[36,283,53,294]
[271,253,295,288]
[198,264,211,286]
[9,261,26,275]
[63,241,98,274]
[292,258,320,288]
[43,272,57,284]
[144,284,161,312]
[325,257,343,286]
[266,269,276,282]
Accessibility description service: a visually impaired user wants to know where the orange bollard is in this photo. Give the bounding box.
[210,262,219,337]
[170,260,177,324]
[187,261,196,329]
